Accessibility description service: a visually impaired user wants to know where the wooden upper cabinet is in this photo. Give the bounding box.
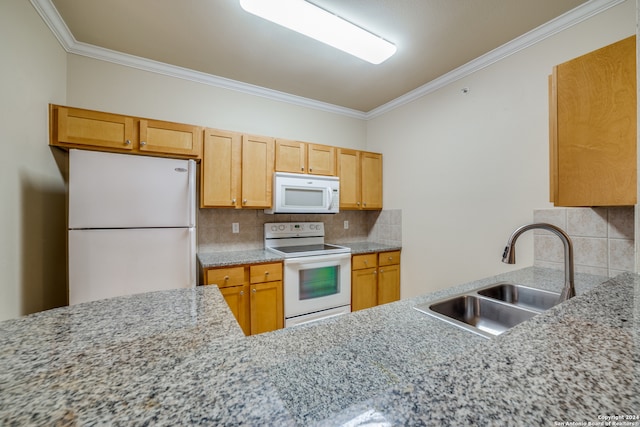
[275,139,336,175]
[241,134,275,208]
[307,143,336,175]
[361,152,382,209]
[139,119,202,157]
[338,149,382,210]
[550,36,636,206]
[50,104,202,159]
[201,128,241,208]
[201,130,275,209]
[337,148,361,209]
[53,106,134,151]
[275,139,306,173]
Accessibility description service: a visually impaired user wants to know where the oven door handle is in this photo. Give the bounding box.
[284,252,351,265]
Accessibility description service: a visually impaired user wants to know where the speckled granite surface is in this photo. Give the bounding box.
[339,242,401,254]
[1,267,637,426]
[197,249,284,268]
[197,242,401,270]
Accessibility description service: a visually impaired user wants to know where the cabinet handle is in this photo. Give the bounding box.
[388,256,393,261]
[301,167,304,171]
[364,260,368,265]
[265,271,270,276]
[243,199,247,204]
[309,168,313,172]
[124,139,131,145]
[357,202,360,206]
[239,290,244,296]
[373,270,377,275]
[363,202,367,207]
[232,198,236,204]
[224,276,229,281]
[140,141,147,146]
[252,289,256,294]
[380,269,384,273]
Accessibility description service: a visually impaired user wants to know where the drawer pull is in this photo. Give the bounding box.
[388,256,393,261]
[224,276,229,281]
[265,271,270,276]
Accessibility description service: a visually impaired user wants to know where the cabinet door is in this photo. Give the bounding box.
[242,135,275,208]
[551,36,636,206]
[54,106,134,151]
[220,284,251,336]
[275,139,306,173]
[351,267,378,311]
[361,152,383,209]
[201,129,241,208]
[378,264,400,306]
[307,144,336,176]
[337,148,361,209]
[139,119,202,157]
[250,281,283,335]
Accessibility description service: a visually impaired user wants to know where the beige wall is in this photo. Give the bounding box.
[0,1,68,321]
[366,0,636,299]
[65,55,367,150]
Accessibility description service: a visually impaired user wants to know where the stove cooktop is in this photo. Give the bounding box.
[267,243,350,258]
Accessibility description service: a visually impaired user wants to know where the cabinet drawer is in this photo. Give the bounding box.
[352,253,377,270]
[250,263,282,284]
[206,267,245,287]
[378,251,401,267]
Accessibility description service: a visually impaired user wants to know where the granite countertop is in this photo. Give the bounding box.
[1,267,637,425]
[197,242,402,269]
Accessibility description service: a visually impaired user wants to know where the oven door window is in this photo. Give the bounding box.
[299,265,339,300]
[284,187,325,208]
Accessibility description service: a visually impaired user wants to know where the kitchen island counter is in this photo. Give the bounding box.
[1,267,636,425]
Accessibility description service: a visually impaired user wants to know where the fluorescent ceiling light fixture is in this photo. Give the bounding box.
[239,0,396,64]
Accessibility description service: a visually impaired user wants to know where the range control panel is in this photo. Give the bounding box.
[264,222,324,239]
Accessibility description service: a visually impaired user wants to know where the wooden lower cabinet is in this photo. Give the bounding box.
[205,262,283,336]
[351,250,400,311]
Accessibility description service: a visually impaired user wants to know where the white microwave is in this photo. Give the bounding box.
[265,172,339,214]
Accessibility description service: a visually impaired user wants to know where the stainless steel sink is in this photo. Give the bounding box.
[476,282,560,312]
[414,282,561,339]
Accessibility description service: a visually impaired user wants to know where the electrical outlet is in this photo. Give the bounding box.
[344,220,349,230]
[232,223,239,234]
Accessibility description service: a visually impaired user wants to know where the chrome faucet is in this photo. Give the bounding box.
[502,223,575,302]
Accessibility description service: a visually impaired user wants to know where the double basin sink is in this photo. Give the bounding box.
[414,282,561,339]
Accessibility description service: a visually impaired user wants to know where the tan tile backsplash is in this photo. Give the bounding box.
[198,208,402,252]
[533,207,635,277]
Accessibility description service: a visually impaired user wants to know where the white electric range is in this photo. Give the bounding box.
[265,222,351,327]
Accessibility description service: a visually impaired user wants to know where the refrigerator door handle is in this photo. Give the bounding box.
[188,160,196,227]
[189,227,196,286]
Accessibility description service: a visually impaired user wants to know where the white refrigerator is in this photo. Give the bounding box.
[68,149,197,305]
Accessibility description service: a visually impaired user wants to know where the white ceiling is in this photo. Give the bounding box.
[40,0,594,114]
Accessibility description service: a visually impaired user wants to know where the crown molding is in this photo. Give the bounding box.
[366,0,627,119]
[30,0,625,121]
